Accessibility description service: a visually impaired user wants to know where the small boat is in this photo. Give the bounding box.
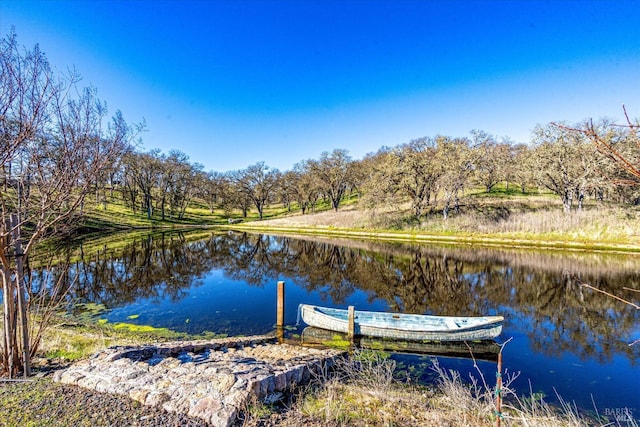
[299,304,504,341]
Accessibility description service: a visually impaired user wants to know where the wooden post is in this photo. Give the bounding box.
[347,306,355,339]
[495,347,504,427]
[276,281,285,342]
[11,214,30,377]
[493,337,512,427]
[276,281,285,327]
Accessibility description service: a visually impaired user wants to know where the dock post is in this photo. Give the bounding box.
[276,281,285,327]
[347,306,355,339]
[276,281,285,342]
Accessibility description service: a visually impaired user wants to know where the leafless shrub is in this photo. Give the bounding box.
[1,30,141,377]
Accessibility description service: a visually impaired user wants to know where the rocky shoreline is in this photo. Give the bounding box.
[52,335,345,427]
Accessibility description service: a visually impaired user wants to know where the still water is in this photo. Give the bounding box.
[56,231,639,413]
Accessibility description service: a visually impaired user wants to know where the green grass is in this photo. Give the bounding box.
[16,184,639,258]
[80,197,228,229]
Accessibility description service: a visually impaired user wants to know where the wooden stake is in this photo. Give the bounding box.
[347,306,355,339]
[276,281,285,327]
[494,337,512,427]
[495,351,503,427]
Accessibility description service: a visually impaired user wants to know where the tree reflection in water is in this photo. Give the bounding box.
[41,230,640,364]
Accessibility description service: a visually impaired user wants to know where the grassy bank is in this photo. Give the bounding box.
[222,206,640,254]
[77,198,228,231]
[73,188,640,253]
[223,222,640,253]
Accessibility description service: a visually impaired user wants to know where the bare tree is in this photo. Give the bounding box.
[0,31,139,376]
[199,171,226,214]
[361,139,445,219]
[531,123,601,212]
[308,149,355,212]
[556,109,640,345]
[233,162,280,220]
[557,109,640,185]
[167,152,201,219]
[471,130,512,193]
[286,160,322,214]
[396,138,445,218]
[437,137,475,219]
[122,150,160,219]
[278,170,298,212]
[509,143,536,194]
[226,177,253,219]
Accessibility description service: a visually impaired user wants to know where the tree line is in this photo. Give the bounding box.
[104,119,640,223]
[24,118,637,227]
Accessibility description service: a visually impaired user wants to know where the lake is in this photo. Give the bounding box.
[51,230,640,415]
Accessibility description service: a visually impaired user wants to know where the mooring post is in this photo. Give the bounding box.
[276,281,285,342]
[276,281,285,327]
[347,305,355,340]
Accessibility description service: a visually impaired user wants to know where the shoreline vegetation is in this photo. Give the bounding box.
[77,190,640,253]
[221,221,640,254]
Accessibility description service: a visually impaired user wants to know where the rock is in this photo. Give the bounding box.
[146,391,170,406]
[187,396,222,419]
[154,378,172,391]
[213,373,236,393]
[129,388,150,404]
[263,392,283,404]
[226,390,247,408]
[56,370,85,385]
[52,334,345,427]
[156,357,181,370]
[273,372,288,391]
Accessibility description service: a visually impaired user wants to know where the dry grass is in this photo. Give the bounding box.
[430,359,604,427]
[429,206,639,239]
[242,350,609,427]
[257,198,640,248]
[259,204,370,229]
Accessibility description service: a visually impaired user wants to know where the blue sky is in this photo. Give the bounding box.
[2,0,639,172]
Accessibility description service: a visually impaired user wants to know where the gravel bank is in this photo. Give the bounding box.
[0,378,207,427]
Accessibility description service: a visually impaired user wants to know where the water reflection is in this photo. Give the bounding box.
[48,230,640,366]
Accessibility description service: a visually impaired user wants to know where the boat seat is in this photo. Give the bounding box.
[445,319,461,329]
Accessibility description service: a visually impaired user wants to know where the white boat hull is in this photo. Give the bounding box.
[299,304,504,341]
